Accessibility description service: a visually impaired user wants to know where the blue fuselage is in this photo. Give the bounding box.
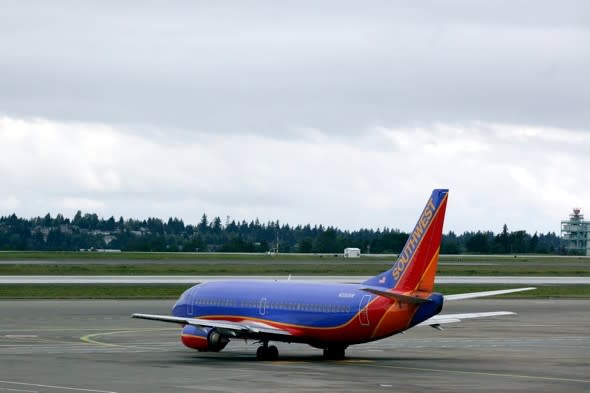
[172,280,443,345]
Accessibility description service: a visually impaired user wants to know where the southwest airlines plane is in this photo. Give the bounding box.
[133,189,533,360]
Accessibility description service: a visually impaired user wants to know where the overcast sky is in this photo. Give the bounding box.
[1,0,589,233]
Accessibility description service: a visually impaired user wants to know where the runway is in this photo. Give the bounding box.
[1,275,589,284]
[0,299,588,392]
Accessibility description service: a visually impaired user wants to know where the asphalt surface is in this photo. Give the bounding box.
[0,299,589,393]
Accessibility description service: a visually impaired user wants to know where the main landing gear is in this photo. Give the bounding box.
[323,346,346,360]
[256,342,279,361]
[254,342,347,361]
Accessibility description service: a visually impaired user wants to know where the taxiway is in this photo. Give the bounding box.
[0,299,588,392]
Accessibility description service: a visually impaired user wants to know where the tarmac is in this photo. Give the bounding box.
[0,299,589,393]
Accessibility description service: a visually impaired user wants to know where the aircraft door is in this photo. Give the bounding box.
[259,297,267,316]
[187,287,198,316]
[359,295,371,326]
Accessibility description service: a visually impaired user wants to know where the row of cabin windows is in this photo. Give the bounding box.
[195,298,237,307]
[194,298,351,313]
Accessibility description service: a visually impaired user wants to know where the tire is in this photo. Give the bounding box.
[323,346,346,360]
[256,346,266,360]
[267,345,279,361]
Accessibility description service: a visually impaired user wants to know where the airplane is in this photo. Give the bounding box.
[132,189,534,360]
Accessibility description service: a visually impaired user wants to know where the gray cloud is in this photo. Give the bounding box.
[1,1,589,233]
[1,1,588,134]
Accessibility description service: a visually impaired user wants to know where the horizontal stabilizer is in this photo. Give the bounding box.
[360,287,431,304]
[444,287,535,301]
[417,311,515,327]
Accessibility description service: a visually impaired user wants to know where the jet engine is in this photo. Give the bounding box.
[181,325,229,352]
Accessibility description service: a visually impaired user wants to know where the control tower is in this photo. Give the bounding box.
[561,208,590,256]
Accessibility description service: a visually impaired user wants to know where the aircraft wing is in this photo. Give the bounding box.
[132,313,293,337]
[417,311,516,328]
[444,287,535,301]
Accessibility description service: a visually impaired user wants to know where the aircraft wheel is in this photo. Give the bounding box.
[333,347,345,360]
[323,346,346,360]
[256,346,266,360]
[256,345,279,361]
[267,345,279,361]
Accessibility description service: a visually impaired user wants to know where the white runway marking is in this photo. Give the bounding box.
[367,365,590,385]
[0,387,39,393]
[0,381,118,393]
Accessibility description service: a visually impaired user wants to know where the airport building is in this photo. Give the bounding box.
[561,208,590,256]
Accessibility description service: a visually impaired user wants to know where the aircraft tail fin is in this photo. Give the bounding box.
[362,189,448,292]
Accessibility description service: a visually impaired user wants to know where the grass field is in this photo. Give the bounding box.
[1,252,588,299]
[0,251,359,261]
[1,262,589,276]
[1,251,589,263]
[0,284,588,299]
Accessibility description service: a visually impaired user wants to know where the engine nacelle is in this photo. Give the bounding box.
[181,325,229,352]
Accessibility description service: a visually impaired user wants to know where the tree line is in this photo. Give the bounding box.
[0,212,564,254]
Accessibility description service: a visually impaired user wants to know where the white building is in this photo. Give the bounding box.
[343,247,361,258]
